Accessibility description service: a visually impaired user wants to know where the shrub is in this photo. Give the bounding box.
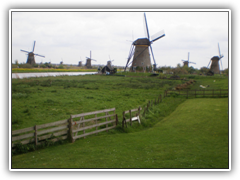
[19,63,33,69]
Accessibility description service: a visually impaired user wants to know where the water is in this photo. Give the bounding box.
[12,72,97,79]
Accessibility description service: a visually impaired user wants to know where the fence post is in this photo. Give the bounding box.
[68,116,74,143]
[34,125,38,147]
[129,110,132,126]
[138,106,141,117]
[143,107,146,117]
[95,114,97,135]
[116,114,118,126]
[122,111,126,128]
[105,112,108,132]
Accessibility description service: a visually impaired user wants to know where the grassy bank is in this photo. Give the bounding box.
[11,98,228,169]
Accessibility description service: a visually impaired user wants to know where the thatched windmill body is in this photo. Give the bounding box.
[182,52,196,67]
[85,51,97,68]
[20,41,45,65]
[125,13,165,72]
[207,43,224,74]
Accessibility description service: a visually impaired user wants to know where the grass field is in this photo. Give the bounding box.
[11,73,184,130]
[11,73,229,169]
[11,98,229,169]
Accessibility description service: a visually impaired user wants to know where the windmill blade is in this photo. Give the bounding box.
[189,62,196,64]
[218,43,221,58]
[182,60,187,62]
[149,44,156,65]
[207,59,211,68]
[150,29,165,43]
[188,52,190,62]
[91,59,97,62]
[34,53,45,58]
[20,49,30,53]
[32,41,36,52]
[143,13,150,40]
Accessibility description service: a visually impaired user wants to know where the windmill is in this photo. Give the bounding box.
[85,51,97,68]
[78,57,83,67]
[181,52,196,67]
[124,12,165,72]
[20,41,45,65]
[207,43,224,74]
[107,55,114,68]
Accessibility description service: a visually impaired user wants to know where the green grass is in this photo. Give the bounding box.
[11,98,229,169]
[11,74,183,130]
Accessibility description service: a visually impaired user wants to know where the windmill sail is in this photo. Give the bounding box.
[151,30,165,42]
[143,13,150,39]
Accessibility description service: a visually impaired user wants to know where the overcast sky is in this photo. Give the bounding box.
[11,10,229,69]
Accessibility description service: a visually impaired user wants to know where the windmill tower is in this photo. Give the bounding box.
[20,41,45,65]
[107,55,114,69]
[125,13,165,72]
[207,43,224,74]
[181,52,196,67]
[78,57,83,67]
[85,51,97,68]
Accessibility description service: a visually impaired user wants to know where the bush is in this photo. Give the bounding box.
[19,63,33,69]
[58,65,64,69]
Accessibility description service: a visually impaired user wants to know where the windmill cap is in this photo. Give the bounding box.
[211,56,220,60]
[133,38,150,46]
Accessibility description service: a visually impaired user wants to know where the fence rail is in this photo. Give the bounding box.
[69,108,118,142]
[12,119,69,148]
[165,89,228,98]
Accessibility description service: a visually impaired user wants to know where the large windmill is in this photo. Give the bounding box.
[207,43,224,74]
[85,51,97,68]
[182,52,196,67]
[20,41,45,65]
[124,13,165,72]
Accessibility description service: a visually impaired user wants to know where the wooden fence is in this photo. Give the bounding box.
[122,94,163,128]
[69,108,118,142]
[165,89,228,98]
[12,108,118,148]
[122,107,142,128]
[12,118,69,148]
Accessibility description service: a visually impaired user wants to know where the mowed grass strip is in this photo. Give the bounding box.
[11,98,228,169]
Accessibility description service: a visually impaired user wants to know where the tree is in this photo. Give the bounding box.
[200,67,209,74]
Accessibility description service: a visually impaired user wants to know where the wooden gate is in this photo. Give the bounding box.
[69,108,118,142]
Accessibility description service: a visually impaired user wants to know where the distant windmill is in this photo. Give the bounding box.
[60,58,63,65]
[78,57,83,67]
[125,12,165,72]
[181,52,196,67]
[20,41,45,65]
[207,43,224,74]
[85,51,97,68]
[107,55,114,68]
